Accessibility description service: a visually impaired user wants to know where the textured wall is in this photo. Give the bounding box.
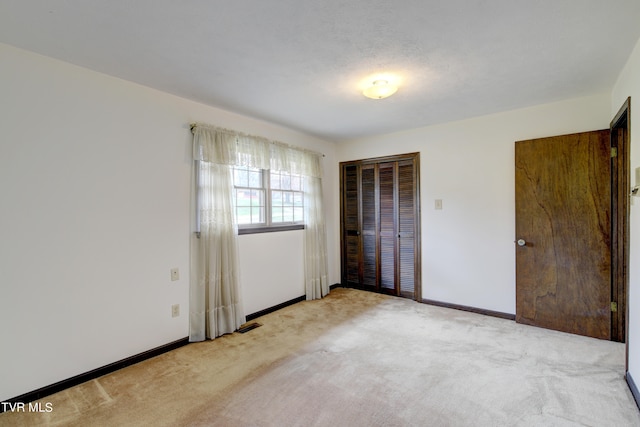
[337,94,611,314]
[0,42,337,401]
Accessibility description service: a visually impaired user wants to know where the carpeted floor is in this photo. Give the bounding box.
[2,288,639,426]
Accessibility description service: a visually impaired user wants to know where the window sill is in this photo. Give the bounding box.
[238,224,305,235]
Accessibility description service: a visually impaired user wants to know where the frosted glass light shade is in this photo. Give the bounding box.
[363,80,398,99]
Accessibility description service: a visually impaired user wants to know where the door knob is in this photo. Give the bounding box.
[516,239,526,247]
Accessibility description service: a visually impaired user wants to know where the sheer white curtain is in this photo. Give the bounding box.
[190,129,245,341]
[304,173,329,300]
[190,123,329,341]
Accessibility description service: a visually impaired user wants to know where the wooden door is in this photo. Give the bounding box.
[515,130,611,339]
[610,97,630,346]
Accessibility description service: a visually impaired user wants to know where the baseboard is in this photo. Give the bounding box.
[245,295,306,321]
[330,283,343,290]
[627,372,640,410]
[245,285,342,322]
[422,298,516,320]
[1,337,189,412]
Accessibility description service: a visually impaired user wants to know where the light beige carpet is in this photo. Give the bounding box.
[2,288,639,426]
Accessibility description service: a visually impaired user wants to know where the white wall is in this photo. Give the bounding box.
[612,37,640,382]
[238,230,305,315]
[337,94,612,314]
[0,42,338,401]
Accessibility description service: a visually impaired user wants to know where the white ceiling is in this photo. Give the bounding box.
[1,1,639,142]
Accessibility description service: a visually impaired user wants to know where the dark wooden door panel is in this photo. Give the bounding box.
[344,165,359,231]
[361,165,377,288]
[398,160,416,298]
[399,237,415,298]
[343,164,360,286]
[362,234,377,288]
[380,237,395,291]
[515,130,611,339]
[379,162,397,293]
[345,235,359,284]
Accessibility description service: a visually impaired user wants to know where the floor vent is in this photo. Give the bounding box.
[238,322,262,334]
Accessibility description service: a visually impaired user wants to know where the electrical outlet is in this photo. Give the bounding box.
[170,268,179,281]
[171,304,180,318]
[435,199,443,210]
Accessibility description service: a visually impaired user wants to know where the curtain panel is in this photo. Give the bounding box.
[190,161,244,341]
[190,124,328,341]
[304,175,329,300]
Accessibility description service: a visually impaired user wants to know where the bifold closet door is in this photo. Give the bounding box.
[378,160,417,298]
[343,163,377,290]
[340,153,420,300]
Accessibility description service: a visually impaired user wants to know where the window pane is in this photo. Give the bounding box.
[282,207,293,222]
[251,207,264,223]
[237,206,252,224]
[236,189,251,207]
[291,175,301,191]
[294,192,303,206]
[279,174,289,190]
[294,207,304,222]
[270,171,281,190]
[249,189,261,207]
[272,190,283,206]
[272,206,283,223]
[248,170,262,188]
[234,168,248,187]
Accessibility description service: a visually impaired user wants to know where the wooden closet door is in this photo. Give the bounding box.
[398,160,416,299]
[361,165,377,289]
[378,162,397,294]
[343,164,360,286]
[340,153,421,300]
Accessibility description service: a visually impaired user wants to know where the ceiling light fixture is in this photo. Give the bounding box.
[363,79,398,99]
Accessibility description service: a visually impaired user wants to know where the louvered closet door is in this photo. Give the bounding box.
[398,160,416,299]
[361,165,377,289]
[378,162,397,294]
[340,153,420,300]
[343,164,360,286]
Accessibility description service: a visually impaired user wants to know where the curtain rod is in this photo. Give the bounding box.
[190,122,325,158]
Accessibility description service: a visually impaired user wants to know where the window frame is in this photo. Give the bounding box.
[232,166,305,235]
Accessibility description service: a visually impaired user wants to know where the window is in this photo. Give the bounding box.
[231,166,304,233]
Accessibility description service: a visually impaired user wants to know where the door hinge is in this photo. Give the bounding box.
[611,147,618,158]
[611,301,618,312]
